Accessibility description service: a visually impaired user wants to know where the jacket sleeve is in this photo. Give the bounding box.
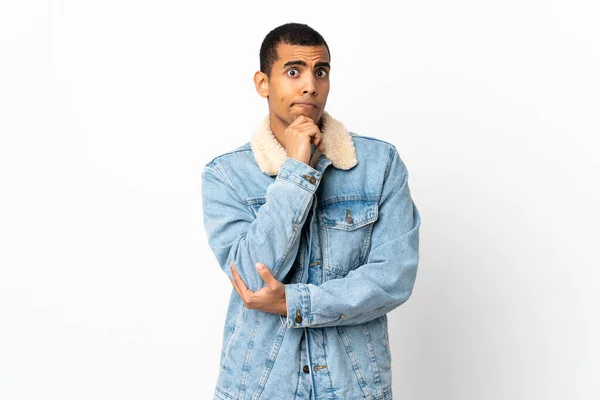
[281,147,420,328]
[201,156,320,292]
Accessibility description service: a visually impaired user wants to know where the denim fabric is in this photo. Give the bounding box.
[202,131,420,400]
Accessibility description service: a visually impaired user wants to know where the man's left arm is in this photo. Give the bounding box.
[282,147,421,328]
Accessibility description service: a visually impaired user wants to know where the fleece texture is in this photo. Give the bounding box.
[250,110,358,175]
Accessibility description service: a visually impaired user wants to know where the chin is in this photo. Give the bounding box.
[291,110,319,124]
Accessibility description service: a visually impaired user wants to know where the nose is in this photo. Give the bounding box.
[302,73,317,96]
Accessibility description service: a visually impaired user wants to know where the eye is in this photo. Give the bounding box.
[287,68,299,77]
[316,70,328,78]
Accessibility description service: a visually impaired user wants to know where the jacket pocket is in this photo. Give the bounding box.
[220,306,245,372]
[319,199,379,279]
[337,319,392,398]
[381,314,392,368]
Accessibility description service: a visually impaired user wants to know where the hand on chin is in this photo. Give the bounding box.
[290,109,316,123]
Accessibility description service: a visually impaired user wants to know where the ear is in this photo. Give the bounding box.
[254,70,269,98]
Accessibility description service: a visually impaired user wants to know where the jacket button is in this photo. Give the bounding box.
[309,176,316,184]
[295,314,303,324]
[303,365,310,373]
[345,209,354,224]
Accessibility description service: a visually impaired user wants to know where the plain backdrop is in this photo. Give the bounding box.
[1,1,599,399]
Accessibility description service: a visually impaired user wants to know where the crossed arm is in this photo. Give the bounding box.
[202,148,420,328]
[228,260,288,316]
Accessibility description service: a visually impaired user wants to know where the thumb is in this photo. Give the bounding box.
[255,262,275,285]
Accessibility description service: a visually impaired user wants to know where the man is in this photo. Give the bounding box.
[202,22,420,400]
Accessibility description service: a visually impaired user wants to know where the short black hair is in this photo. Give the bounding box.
[259,22,330,78]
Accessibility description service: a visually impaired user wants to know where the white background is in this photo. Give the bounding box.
[1,1,599,399]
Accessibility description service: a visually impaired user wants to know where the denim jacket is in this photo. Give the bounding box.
[201,111,421,400]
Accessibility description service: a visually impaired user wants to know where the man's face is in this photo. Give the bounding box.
[262,43,331,127]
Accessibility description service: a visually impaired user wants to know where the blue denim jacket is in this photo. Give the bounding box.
[202,111,420,400]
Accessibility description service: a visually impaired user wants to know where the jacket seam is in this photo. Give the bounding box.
[336,326,372,399]
[212,163,234,187]
[362,323,383,398]
[318,195,380,207]
[321,328,340,400]
[271,188,313,278]
[382,147,395,185]
[252,323,287,400]
[348,133,398,150]
[215,386,236,400]
[220,306,245,371]
[239,311,263,397]
[275,174,318,194]
[205,146,251,167]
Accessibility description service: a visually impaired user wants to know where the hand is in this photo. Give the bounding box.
[284,115,324,165]
[229,261,288,316]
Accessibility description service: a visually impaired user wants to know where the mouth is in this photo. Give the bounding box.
[293,102,318,110]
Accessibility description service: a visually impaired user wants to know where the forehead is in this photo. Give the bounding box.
[274,43,330,65]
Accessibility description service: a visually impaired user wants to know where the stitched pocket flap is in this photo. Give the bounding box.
[319,199,379,231]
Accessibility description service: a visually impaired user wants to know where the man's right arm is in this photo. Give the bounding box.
[201,156,321,292]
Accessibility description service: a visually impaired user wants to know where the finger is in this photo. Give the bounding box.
[230,261,249,293]
[290,114,311,127]
[291,124,317,136]
[309,129,322,146]
[313,130,322,146]
[230,276,242,297]
[313,132,323,146]
[294,121,319,131]
[296,125,321,141]
[230,267,251,304]
[292,119,317,129]
[229,263,242,295]
[255,262,277,287]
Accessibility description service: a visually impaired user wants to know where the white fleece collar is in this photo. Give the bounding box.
[250,110,358,176]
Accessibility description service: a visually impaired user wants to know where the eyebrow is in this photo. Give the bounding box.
[282,60,331,69]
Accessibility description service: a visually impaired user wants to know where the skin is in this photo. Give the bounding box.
[230,262,287,316]
[228,42,332,317]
